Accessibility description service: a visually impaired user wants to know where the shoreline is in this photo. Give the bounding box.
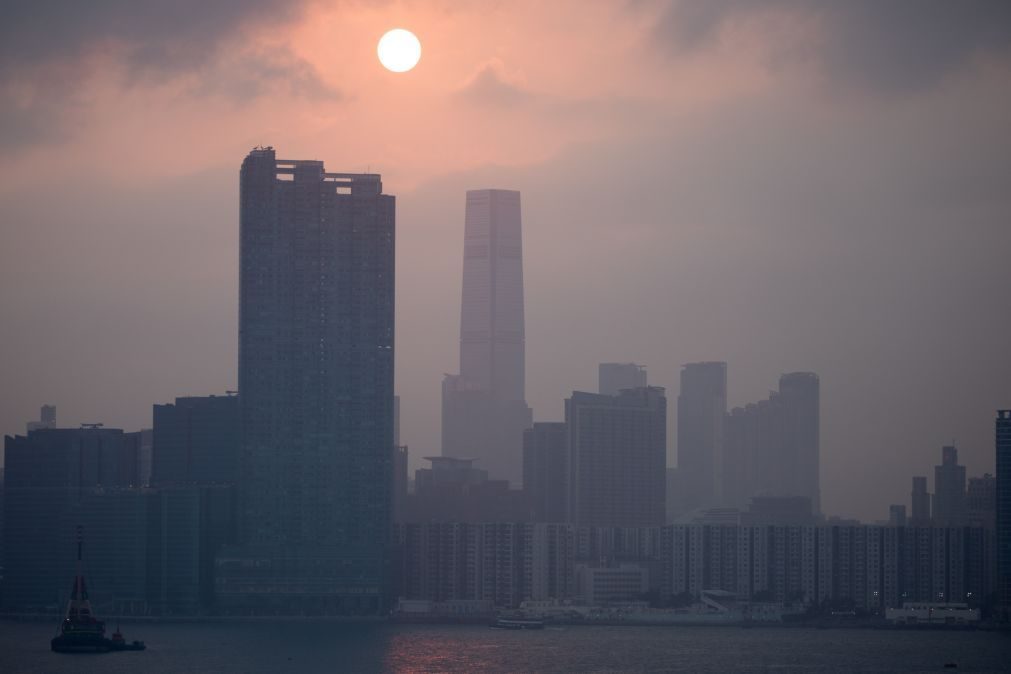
[1,613,1003,632]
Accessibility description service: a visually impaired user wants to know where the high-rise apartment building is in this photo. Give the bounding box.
[996,410,1011,618]
[967,474,996,530]
[598,363,647,396]
[911,476,932,525]
[232,147,395,614]
[566,387,666,528]
[442,189,531,485]
[152,394,239,486]
[2,427,139,609]
[720,372,820,513]
[778,372,820,514]
[677,362,727,511]
[933,445,967,525]
[523,422,568,522]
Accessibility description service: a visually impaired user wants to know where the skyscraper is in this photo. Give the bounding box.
[911,476,932,525]
[677,362,727,511]
[566,387,666,528]
[932,445,967,525]
[721,372,821,512]
[996,410,1011,618]
[233,147,395,614]
[967,473,996,530]
[523,422,568,522]
[778,372,820,514]
[598,363,647,396]
[442,189,531,485]
[151,394,239,486]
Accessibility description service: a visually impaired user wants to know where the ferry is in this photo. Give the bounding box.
[491,617,545,630]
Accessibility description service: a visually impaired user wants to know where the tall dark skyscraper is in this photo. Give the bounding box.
[442,189,532,485]
[911,475,932,525]
[932,445,967,525]
[677,362,727,511]
[232,147,395,613]
[996,410,1011,618]
[566,387,666,528]
[598,363,647,396]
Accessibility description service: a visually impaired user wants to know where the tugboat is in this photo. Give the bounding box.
[50,527,145,653]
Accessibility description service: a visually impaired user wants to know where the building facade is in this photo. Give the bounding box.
[677,362,727,511]
[567,387,666,528]
[233,147,395,614]
[997,410,1011,618]
[933,445,967,525]
[152,394,239,486]
[722,372,821,513]
[911,476,932,525]
[395,520,995,613]
[523,422,568,522]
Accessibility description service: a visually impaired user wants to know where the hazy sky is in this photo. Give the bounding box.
[1,1,1009,521]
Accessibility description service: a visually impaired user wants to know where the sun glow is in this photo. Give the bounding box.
[377,29,421,73]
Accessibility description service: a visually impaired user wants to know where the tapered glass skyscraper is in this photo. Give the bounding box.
[442,189,531,485]
[230,147,395,614]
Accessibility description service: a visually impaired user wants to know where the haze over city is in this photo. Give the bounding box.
[2,1,1010,522]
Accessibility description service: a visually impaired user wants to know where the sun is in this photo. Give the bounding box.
[377,29,421,73]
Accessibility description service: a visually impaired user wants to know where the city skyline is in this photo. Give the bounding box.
[2,1,1010,524]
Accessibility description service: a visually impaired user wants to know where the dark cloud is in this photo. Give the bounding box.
[652,0,1011,92]
[0,1,302,76]
[0,1,330,149]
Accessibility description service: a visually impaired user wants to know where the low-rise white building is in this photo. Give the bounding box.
[885,602,979,625]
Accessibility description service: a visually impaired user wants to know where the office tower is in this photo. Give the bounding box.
[523,422,568,522]
[234,147,395,613]
[889,505,907,527]
[933,446,967,525]
[151,394,239,486]
[26,404,56,433]
[911,476,931,525]
[566,387,666,528]
[598,363,647,396]
[677,362,727,511]
[442,189,532,485]
[778,372,821,514]
[996,410,1011,617]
